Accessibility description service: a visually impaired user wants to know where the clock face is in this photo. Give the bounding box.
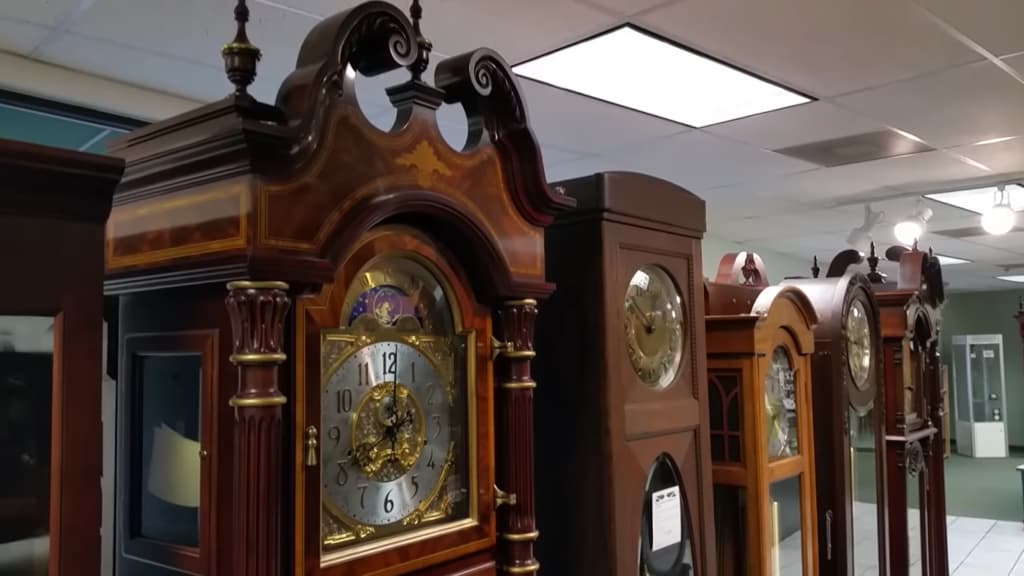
[764,346,798,460]
[323,341,452,526]
[624,265,686,390]
[845,298,872,391]
[321,254,470,552]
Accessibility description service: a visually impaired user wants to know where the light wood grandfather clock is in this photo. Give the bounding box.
[705,253,819,576]
[103,2,572,575]
[0,139,122,576]
[534,171,716,576]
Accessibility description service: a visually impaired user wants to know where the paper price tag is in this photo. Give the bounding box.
[651,486,682,551]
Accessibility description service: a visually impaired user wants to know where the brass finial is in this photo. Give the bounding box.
[222,0,261,96]
[408,0,432,82]
[912,238,920,252]
[811,255,820,279]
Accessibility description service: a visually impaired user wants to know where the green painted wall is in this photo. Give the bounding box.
[939,289,1024,446]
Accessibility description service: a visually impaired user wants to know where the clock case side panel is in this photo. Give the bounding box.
[114,285,242,576]
[533,219,611,576]
[296,227,496,576]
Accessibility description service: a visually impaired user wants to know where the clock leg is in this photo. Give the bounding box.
[495,299,541,575]
[225,281,292,576]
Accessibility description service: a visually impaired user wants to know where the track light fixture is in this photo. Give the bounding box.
[893,200,932,246]
[981,185,1016,235]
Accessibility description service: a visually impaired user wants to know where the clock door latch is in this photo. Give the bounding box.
[305,425,318,467]
[493,484,517,509]
[490,336,536,360]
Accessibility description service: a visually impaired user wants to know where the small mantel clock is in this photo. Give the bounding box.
[782,256,887,576]
[534,171,716,576]
[829,244,948,576]
[103,2,571,576]
[705,253,820,576]
[0,139,122,575]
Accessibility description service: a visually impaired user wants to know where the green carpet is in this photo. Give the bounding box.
[942,451,1024,522]
[851,448,1024,522]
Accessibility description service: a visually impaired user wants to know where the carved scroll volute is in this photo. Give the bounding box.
[493,299,540,575]
[224,280,292,576]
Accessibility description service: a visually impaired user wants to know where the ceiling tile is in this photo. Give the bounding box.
[36,33,227,103]
[636,0,979,98]
[0,18,51,54]
[706,101,886,150]
[426,0,615,63]
[575,0,676,17]
[950,137,1024,175]
[1,1,79,28]
[825,151,991,199]
[520,79,686,155]
[915,0,1024,57]
[964,232,1024,256]
[599,130,817,191]
[836,60,1024,149]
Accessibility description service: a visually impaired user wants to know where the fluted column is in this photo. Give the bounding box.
[225,281,291,576]
[494,299,540,575]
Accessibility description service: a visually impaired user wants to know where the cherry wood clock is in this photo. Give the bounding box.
[533,171,716,576]
[782,259,888,576]
[705,253,819,576]
[0,139,122,575]
[102,2,570,575]
[829,244,948,576]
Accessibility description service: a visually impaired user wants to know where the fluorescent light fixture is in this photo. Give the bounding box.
[934,254,970,266]
[996,275,1024,283]
[925,184,1024,214]
[974,136,1017,146]
[512,25,812,128]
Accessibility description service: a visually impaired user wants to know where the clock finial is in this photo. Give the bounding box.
[912,238,919,252]
[811,255,820,279]
[222,0,261,97]
[866,242,884,283]
[408,0,432,82]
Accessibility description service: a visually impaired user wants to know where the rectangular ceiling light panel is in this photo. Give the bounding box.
[996,275,1024,283]
[925,184,1024,214]
[512,25,812,128]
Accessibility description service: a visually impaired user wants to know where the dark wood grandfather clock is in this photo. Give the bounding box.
[705,253,819,576]
[0,139,122,575]
[533,171,715,576]
[104,2,571,575]
[829,244,948,576]
[781,257,887,576]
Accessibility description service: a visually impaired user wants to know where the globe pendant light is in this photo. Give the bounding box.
[981,185,1015,235]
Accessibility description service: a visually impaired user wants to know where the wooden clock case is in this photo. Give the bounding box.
[782,264,888,576]
[103,2,571,575]
[830,246,948,576]
[705,254,819,576]
[0,139,123,575]
[533,171,716,576]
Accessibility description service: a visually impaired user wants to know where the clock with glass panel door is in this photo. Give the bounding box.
[319,253,472,553]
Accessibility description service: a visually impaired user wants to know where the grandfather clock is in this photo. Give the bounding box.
[831,244,948,576]
[0,139,122,575]
[705,254,819,576]
[104,2,570,576]
[782,256,888,576]
[534,171,716,576]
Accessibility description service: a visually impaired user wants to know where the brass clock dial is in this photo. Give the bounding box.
[845,298,872,391]
[764,346,798,460]
[320,254,470,552]
[624,265,685,389]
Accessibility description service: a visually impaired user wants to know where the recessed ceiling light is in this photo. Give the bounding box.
[934,254,970,265]
[974,136,1018,146]
[926,184,1024,214]
[512,25,812,128]
[996,275,1024,283]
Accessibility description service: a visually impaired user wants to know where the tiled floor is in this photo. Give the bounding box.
[947,516,1024,576]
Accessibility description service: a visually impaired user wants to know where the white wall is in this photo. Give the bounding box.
[702,234,813,282]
